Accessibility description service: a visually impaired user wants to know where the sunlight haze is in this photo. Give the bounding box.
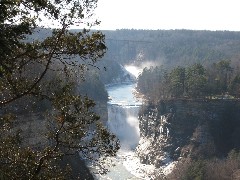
[95,0,240,31]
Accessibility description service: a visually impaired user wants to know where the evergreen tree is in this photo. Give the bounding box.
[169,66,186,97]
[214,60,233,94]
[186,63,207,98]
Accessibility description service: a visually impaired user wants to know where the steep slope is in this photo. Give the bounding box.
[136,99,240,177]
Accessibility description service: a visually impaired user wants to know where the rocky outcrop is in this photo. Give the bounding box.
[14,113,48,149]
[137,99,240,169]
[94,101,108,124]
[13,113,94,179]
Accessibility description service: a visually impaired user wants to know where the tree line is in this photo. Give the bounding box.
[103,29,240,67]
[137,60,240,102]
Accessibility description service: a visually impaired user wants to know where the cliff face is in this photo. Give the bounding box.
[137,99,240,168]
[94,101,108,123]
[13,100,108,179]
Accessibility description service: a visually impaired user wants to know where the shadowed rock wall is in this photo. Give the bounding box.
[137,99,240,167]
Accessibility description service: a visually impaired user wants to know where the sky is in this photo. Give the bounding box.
[93,0,240,31]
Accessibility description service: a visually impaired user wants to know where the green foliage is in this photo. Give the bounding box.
[137,60,240,101]
[0,0,120,179]
[185,63,207,97]
[169,66,186,97]
[213,60,233,93]
[137,66,168,102]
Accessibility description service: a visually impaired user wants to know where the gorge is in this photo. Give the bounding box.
[94,65,174,179]
[93,63,240,179]
[94,63,156,179]
[3,4,240,178]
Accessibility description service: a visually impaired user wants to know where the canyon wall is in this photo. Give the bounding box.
[137,99,240,168]
[13,100,108,179]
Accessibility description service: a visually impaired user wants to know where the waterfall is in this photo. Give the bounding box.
[93,83,144,179]
[95,77,158,179]
[108,105,140,150]
[104,101,158,180]
[106,83,141,150]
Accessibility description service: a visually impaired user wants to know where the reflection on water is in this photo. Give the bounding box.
[106,83,142,106]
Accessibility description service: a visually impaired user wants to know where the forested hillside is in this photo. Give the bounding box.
[127,29,240,179]
[137,60,240,102]
[35,29,240,85]
[102,29,240,68]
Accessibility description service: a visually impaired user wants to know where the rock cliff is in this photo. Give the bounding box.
[136,99,240,172]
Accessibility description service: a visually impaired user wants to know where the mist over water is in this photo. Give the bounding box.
[124,65,142,78]
[97,65,152,179]
[106,65,144,150]
[125,61,160,78]
[97,82,142,179]
[107,83,141,150]
[108,105,140,150]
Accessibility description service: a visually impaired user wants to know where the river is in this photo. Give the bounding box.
[95,82,156,180]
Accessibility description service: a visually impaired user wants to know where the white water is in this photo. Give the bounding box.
[96,65,160,179]
[97,83,141,180]
[95,83,159,180]
[107,84,141,149]
[108,105,140,150]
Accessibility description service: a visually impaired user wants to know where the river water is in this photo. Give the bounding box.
[94,83,157,180]
[96,83,141,180]
[107,84,141,150]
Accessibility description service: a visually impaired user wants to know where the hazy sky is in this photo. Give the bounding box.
[94,0,240,31]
